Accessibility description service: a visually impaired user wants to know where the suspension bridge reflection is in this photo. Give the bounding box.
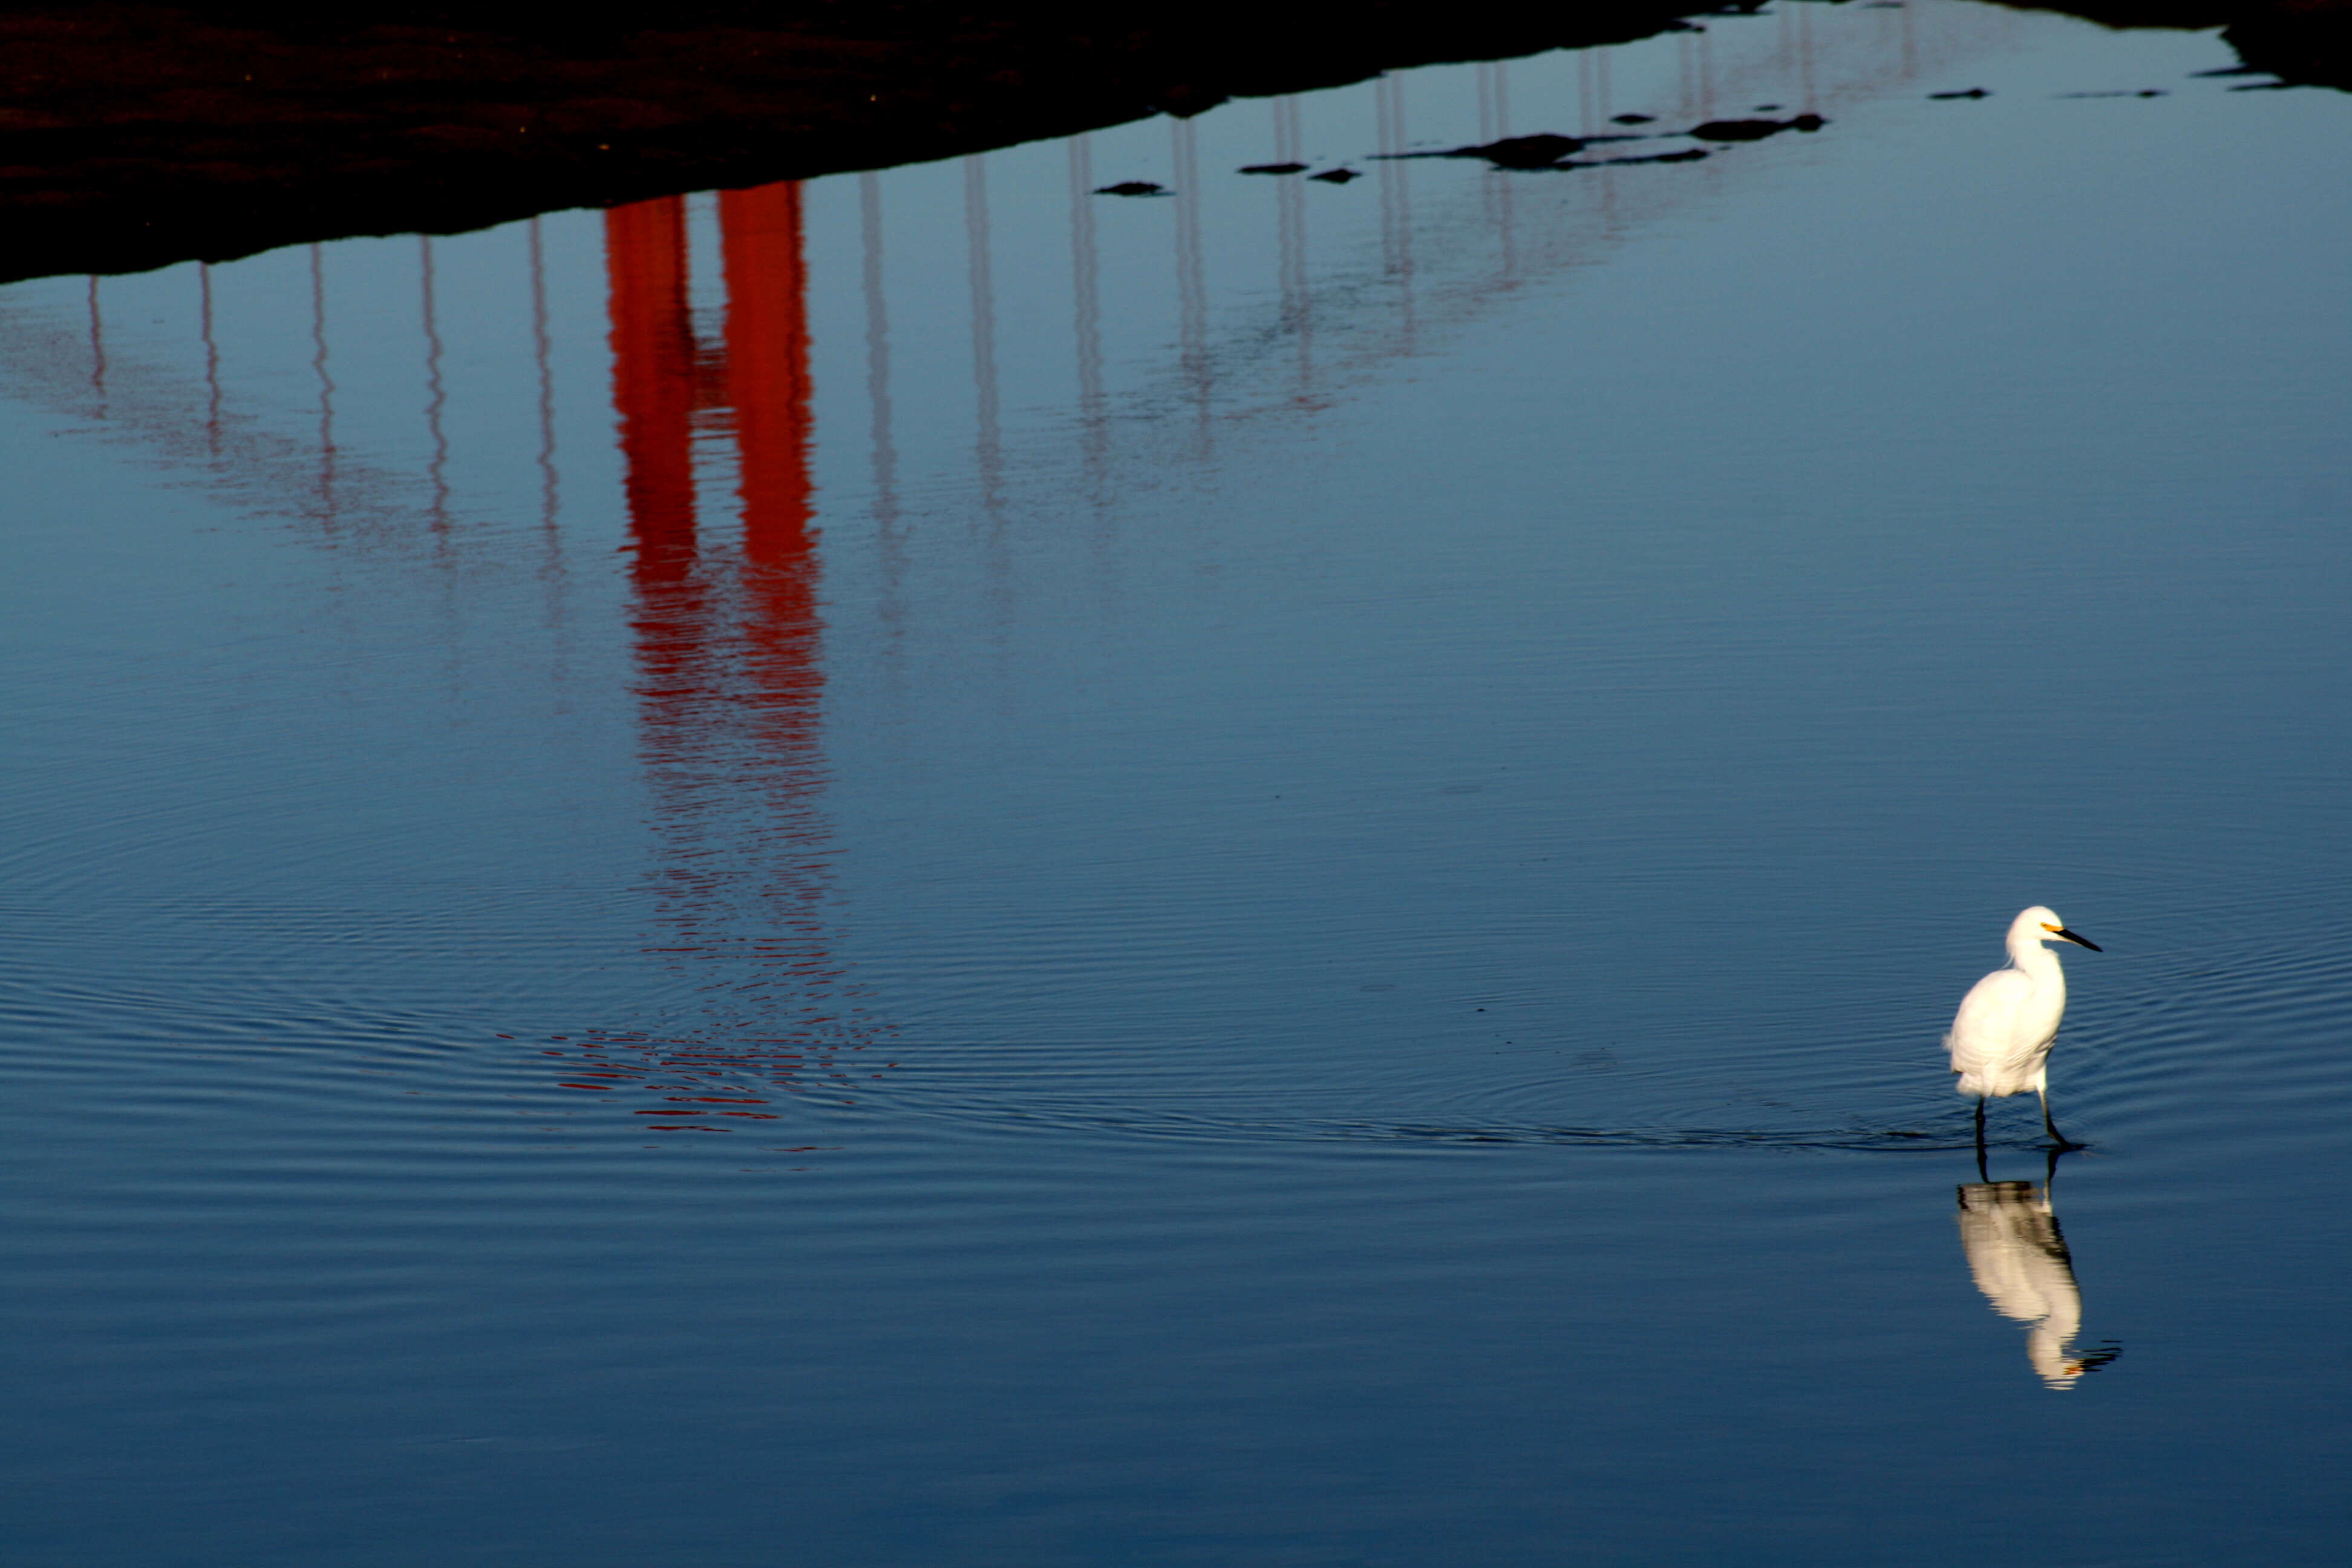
[0,0,2031,1129]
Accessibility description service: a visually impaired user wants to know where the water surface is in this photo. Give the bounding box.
[3,5,2350,1563]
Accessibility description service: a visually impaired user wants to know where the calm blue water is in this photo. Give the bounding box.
[4,6,2350,1563]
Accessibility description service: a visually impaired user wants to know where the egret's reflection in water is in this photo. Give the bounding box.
[1955,1155,2122,1391]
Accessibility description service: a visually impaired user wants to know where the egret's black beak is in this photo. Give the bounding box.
[2054,928,2101,952]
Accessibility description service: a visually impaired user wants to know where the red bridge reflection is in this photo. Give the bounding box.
[581,183,882,1129]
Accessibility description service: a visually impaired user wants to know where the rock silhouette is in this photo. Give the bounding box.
[1688,114,1828,141]
[1451,132,1589,168]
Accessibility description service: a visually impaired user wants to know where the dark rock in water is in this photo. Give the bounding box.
[1457,132,1586,168]
[1754,103,1782,111]
[1239,162,1310,175]
[1308,168,1361,183]
[1368,131,1589,169]
[1687,113,1826,141]
[2058,88,2169,97]
[1612,113,1656,124]
[1930,88,1991,99]
[1096,180,1170,197]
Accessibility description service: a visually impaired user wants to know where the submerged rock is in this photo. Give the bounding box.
[1239,162,1310,174]
[1687,113,1827,141]
[1471,132,1587,166]
[1376,131,1599,168]
[1308,168,1362,183]
[1095,180,1170,197]
[1382,131,1590,169]
[1930,88,1992,99]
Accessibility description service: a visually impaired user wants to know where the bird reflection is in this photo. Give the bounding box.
[1955,1151,2120,1390]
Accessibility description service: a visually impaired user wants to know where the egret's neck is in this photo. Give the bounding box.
[2011,935,2067,988]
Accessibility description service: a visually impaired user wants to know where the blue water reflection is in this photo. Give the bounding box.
[2,3,2350,1563]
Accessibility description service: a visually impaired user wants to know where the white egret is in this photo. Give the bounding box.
[1947,906,2102,1147]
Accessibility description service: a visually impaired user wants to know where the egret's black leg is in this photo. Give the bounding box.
[2040,1089,2081,1150]
[1974,1097,1989,1181]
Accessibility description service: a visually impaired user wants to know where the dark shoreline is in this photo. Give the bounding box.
[2,0,2344,287]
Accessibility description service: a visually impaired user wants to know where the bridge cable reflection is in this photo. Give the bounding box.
[1477,62,1517,286]
[85,275,106,420]
[965,155,1005,524]
[1374,75,1417,350]
[1068,135,1110,480]
[1801,2,1819,114]
[526,217,569,618]
[1271,98,1313,396]
[309,244,338,527]
[966,155,1014,641]
[860,171,909,675]
[198,263,222,456]
[1174,116,1212,452]
[419,237,451,534]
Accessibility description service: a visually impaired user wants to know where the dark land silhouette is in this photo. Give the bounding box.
[1,0,2344,285]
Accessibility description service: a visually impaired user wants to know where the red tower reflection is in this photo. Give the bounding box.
[606,197,705,673]
[719,185,821,731]
[582,186,871,1128]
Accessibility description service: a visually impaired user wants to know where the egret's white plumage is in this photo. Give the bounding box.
[1946,906,2101,1143]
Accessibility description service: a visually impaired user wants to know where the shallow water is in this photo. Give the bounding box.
[4,5,2350,1563]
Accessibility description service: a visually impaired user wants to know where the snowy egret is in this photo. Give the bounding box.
[1947,906,2102,1147]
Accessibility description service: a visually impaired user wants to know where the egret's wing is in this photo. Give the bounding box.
[1946,967,2031,1076]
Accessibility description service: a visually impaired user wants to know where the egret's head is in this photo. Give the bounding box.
[2017,906,2102,953]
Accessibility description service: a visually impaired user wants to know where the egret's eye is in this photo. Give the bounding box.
[2041,923,2061,932]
